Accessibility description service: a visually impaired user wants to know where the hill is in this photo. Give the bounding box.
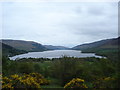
[0,42,27,57]
[73,37,119,50]
[44,45,70,50]
[72,37,119,61]
[1,39,48,52]
[72,37,119,50]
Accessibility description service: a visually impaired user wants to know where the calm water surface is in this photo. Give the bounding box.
[9,50,103,60]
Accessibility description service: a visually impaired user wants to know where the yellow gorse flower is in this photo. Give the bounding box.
[104,77,115,81]
[93,77,116,88]
[2,73,50,89]
[64,78,88,88]
[2,83,13,88]
[11,74,19,79]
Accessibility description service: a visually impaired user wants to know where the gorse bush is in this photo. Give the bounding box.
[2,73,50,89]
[93,77,117,88]
[64,78,88,88]
[29,73,50,85]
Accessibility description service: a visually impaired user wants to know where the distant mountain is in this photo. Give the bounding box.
[0,42,27,56]
[44,45,70,50]
[1,39,48,52]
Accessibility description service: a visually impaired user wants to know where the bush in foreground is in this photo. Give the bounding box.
[2,73,50,89]
[93,77,117,88]
[64,78,88,88]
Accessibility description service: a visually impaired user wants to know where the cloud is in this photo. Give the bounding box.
[1,2,118,47]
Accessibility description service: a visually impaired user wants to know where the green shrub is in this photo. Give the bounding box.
[18,62,34,74]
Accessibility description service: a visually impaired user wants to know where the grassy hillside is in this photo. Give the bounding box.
[1,39,48,52]
[72,37,119,61]
[73,37,119,50]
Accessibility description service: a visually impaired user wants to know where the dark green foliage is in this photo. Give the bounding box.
[2,56,11,76]
[18,62,34,74]
[50,57,79,85]
[82,48,119,61]
[2,56,119,88]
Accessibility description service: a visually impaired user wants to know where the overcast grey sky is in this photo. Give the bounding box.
[1,2,118,47]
